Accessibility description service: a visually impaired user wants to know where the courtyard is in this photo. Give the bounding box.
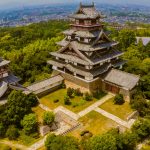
[39,88,106,113]
[68,111,126,139]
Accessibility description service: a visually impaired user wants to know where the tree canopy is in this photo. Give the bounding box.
[45,134,79,150]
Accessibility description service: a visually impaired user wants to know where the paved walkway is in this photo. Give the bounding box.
[39,104,52,111]
[78,94,113,117]
[95,107,129,128]
[54,106,80,120]
[95,107,135,128]
[0,140,28,150]
[28,136,47,150]
[0,99,7,105]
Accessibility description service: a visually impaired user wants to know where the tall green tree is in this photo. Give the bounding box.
[45,134,79,150]
[118,29,136,50]
[84,133,117,150]
[5,91,32,126]
[43,112,55,127]
[21,113,38,135]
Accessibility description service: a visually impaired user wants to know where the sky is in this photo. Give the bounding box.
[0,0,150,9]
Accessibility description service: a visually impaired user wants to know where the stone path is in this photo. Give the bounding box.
[0,140,28,150]
[54,106,80,120]
[28,136,47,150]
[0,98,7,105]
[95,108,136,129]
[78,94,113,117]
[39,104,52,111]
[95,107,129,128]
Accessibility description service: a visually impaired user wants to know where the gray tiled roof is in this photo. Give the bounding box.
[50,52,90,65]
[91,50,124,64]
[69,14,97,19]
[27,75,64,92]
[136,37,150,46]
[70,3,102,19]
[63,29,101,38]
[112,59,127,68]
[73,41,118,52]
[57,39,69,47]
[3,74,20,84]
[58,42,92,63]
[57,40,118,52]
[47,60,65,68]
[48,59,111,78]
[66,63,111,77]
[103,69,140,90]
[63,29,75,35]
[50,48,123,66]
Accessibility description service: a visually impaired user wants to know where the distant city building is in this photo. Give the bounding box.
[48,3,139,100]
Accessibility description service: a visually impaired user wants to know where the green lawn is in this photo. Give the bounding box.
[40,89,105,113]
[17,131,43,146]
[99,98,133,120]
[32,106,46,124]
[0,107,45,148]
[142,145,150,150]
[68,111,123,139]
[38,146,46,150]
[0,143,15,150]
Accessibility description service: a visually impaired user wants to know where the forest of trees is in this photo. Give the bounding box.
[0,21,69,85]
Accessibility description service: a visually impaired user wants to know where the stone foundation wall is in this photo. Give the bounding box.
[36,85,61,98]
[61,72,102,93]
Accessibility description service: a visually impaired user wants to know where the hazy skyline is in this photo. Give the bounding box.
[0,0,150,9]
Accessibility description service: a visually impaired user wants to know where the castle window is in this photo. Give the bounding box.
[80,37,84,42]
[76,20,79,24]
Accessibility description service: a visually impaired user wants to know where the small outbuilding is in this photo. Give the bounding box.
[102,69,140,101]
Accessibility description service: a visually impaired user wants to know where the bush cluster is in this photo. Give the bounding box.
[114,94,125,105]
[84,92,93,101]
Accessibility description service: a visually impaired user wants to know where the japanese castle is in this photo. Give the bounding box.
[48,3,139,100]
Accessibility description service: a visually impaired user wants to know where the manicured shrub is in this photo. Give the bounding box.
[53,99,59,103]
[45,134,79,150]
[93,91,106,99]
[114,94,125,105]
[43,111,55,127]
[84,92,93,101]
[67,87,74,98]
[6,125,19,140]
[64,95,71,105]
[74,88,83,96]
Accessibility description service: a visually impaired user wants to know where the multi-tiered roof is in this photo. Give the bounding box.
[48,3,126,81]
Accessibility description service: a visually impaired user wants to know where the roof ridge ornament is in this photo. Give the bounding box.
[79,2,95,8]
